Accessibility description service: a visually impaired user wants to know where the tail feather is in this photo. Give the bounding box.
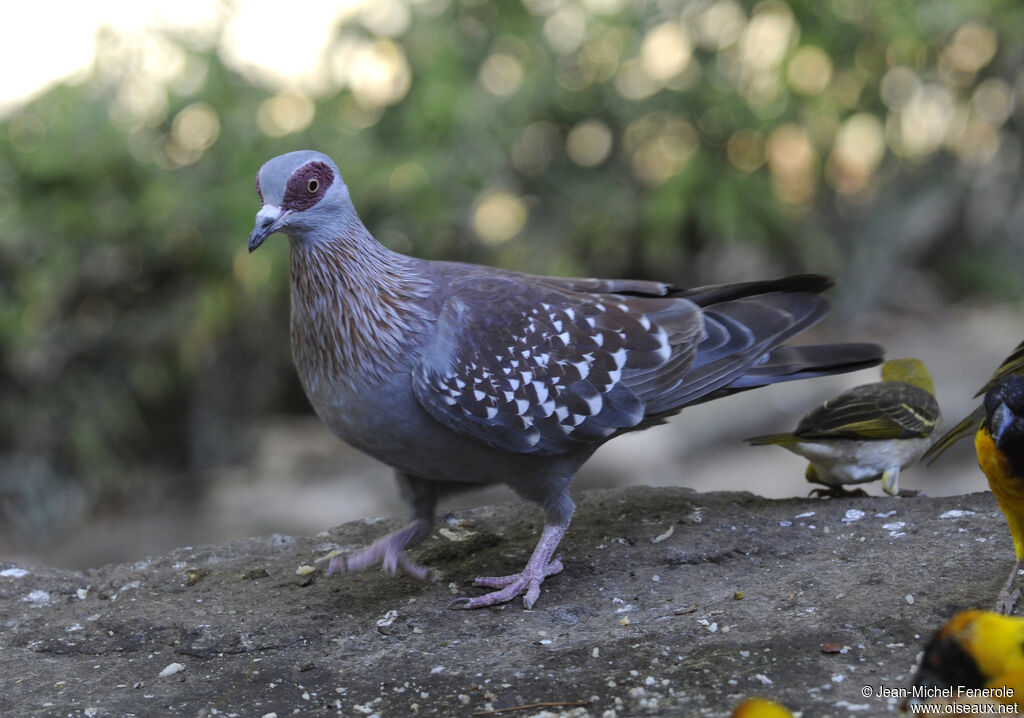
[673,274,835,307]
[595,272,884,417]
[732,343,885,388]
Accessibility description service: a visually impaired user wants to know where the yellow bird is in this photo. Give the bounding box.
[746,358,940,496]
[976,374,1024,614]
[906,609,1024,709]
[731,697,795,717]
[924,339,1024,464]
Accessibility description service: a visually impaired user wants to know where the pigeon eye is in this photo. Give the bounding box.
[307,179,319,193]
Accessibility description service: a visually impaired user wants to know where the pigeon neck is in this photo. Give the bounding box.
[288,220,431,390]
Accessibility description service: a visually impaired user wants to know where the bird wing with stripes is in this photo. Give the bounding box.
[792,381,940,440]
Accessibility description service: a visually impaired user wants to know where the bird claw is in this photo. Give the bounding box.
[327,521,433,581]
[450,558,564,610]
[328,549,431,580]
[996,587,1021,615]
[808,485,869,499]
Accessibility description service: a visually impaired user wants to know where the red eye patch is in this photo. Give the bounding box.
[282,161,334,210]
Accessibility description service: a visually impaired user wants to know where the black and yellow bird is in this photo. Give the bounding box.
[746,358,940,496]
[906,609,1024,710]
[923,339,1024,464]
[977,374,1024,614]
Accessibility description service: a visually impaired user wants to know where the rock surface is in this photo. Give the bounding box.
[0,487,1012,717]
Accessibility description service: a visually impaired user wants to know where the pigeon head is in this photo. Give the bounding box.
[248,150,353,252]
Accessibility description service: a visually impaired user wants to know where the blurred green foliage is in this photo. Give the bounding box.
[0,0,1022,532]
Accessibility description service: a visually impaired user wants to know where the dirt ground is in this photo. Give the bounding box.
[1,486,1014,717]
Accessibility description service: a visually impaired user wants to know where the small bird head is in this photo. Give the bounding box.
[248,150,352,252]
[904,609,989,707]
[880,358,934,395]
[983,374,1024,450]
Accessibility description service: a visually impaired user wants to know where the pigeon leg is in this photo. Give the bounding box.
[451,523,567,609]
[996,560,1023,615]
[328,518,433,580]
[328,472,441,581]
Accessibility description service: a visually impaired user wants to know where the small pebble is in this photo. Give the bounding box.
[939,509,975,519]
[651,525,675,544]
[159,663,185,678]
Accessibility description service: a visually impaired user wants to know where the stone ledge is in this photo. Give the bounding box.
[0,487,1008,717]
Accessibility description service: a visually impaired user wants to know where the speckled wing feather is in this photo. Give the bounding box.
[791,382,940,440]
[412,272,699,455]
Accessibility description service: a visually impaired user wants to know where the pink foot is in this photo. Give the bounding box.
[328,520,432,580]
[996,560,1024,615]
[451,523,568,609]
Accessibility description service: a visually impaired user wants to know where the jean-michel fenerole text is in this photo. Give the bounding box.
[874,684,1015,701]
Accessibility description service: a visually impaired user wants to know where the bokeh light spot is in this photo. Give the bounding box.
[695,0,746,50]
[346,39,412,109]
[566,119,613,167]
[943,22,997,75]
[827,113,885,195]
[972,78,1014,127]
[767,123,816,207]
[479,52,525,97]
[879,66,920,111]
[472,190,528,245]
[543,5,587,55]
[641,23,692,84]
[167,102,220,166]
[626,113,698,186]
[256,92,315,137]
[726,129,766,173]
[787,45,832,96]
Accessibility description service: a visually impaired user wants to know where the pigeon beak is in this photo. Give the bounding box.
[248,205,291,252]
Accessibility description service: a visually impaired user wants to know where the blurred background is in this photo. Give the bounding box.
[1,0,1022,569]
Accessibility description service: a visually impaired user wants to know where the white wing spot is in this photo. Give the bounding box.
[572,360,591,380]
[531,381,550,404]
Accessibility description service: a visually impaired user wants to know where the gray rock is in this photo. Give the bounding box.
[0,487,1008,716]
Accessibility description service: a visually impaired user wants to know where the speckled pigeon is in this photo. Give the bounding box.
[247,150,883,609]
